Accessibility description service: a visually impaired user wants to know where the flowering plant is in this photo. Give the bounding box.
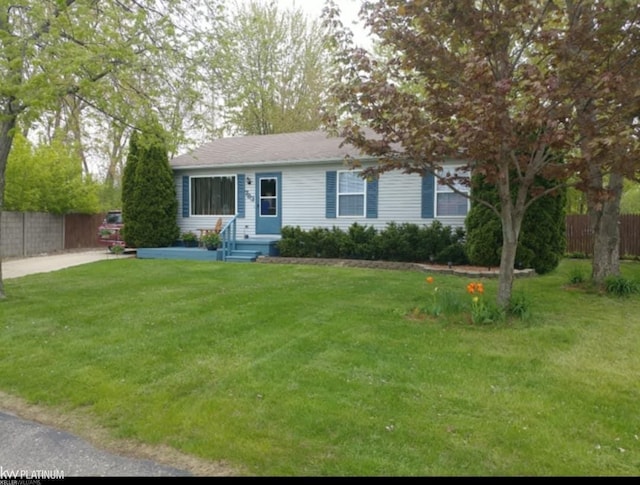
[466,281,484,296]
[424,275,442,316]
[466,281,503,324]
[466,281,485,324]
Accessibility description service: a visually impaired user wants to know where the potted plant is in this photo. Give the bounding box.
[181,231,198,248]
[201,232,221,250]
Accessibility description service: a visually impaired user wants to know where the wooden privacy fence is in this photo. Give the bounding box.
[566,214,640,256]
[64,213,106,249]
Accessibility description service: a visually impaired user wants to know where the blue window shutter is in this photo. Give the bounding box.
[366,178,378,219]
[326,171,337,218]
[182,176,190,218]
[237,174,245,218]
[421,172,435,218]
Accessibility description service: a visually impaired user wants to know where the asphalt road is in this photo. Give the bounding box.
[0,411,191,477]
[1,250,194,477]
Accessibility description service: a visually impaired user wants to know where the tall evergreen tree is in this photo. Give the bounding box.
[519,179,567,275]
[122,121,179,248]
[466,174,566,275]
[465,175,502,269]
[121,130,140,244]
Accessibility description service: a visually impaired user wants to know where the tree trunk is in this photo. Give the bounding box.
[496,182,523,308]
[494,152,526,309]
[589,172,623,285]
[498,222,519,309]
[0,115,18,299]
[106,124,127,187]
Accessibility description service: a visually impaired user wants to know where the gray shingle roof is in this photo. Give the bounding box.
[170,130,373,169]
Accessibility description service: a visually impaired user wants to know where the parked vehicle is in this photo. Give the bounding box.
[97,210,126,252]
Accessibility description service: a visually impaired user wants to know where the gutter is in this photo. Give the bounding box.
[170,156,380,171]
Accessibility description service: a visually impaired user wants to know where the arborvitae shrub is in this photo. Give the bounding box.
[466,218,502,268]
[518,179,566,274]
[121,119,179,248]
[121,131,140,247]
[465,173,566,274]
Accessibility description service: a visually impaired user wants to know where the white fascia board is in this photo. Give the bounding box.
[172,157,380,171]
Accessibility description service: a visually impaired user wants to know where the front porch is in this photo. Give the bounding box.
[136,237,280,263]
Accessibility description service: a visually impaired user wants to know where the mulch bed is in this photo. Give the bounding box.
[256,256,536,279]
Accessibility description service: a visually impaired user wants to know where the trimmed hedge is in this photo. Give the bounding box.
[277,221,469,265]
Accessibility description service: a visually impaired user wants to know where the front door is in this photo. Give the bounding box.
[255,172,282,235]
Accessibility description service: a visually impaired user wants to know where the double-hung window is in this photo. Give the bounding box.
[190,175,236,216]
[338,170,365,217]
[436,168,469,217]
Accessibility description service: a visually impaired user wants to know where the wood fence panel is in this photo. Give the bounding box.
[565,214,640,256]
[565,215,593,255]
[64,213,105,249]
[620,214,640,256]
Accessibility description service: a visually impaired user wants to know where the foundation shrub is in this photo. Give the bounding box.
[279,222,468,264]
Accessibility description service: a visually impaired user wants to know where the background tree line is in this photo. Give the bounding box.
[2,0,329,215]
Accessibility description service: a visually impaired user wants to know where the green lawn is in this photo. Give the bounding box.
[0,258,639,476]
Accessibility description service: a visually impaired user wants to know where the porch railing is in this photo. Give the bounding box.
[219,215,238,261]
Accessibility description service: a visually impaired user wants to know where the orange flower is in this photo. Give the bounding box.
[467,281,484,295]
[426,276,434,284]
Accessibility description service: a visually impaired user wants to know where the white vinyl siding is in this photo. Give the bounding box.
[174,161,467,238]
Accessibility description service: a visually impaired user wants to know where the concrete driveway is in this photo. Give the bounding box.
[2,249,121,280]
[0,249,201,477]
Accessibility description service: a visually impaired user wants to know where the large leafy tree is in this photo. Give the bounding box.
[5,132,99,213]
[323,0,640,305]
[0,0,214,298]
[212,0,329,135]
[557,0,640,284]
[323,0,574,307]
